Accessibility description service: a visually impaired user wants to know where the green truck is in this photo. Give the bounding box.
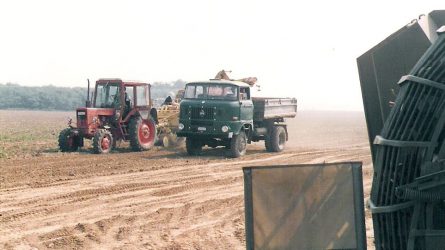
[176,80,297,158]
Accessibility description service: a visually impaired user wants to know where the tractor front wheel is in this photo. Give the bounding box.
[93,129,113,154]
[129,117,156,151]
[58,128,80,152]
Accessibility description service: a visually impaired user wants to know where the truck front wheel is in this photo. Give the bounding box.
[186,138,202,155]
[230,131,247,158]
[269,126,286,152]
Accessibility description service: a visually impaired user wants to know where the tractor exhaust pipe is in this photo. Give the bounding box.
[86,79,91,107]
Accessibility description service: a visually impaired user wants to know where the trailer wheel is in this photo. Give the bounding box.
[93,129,113,154]
[129,117,156,151]
[162,133,183,148]
[58,128,79,152]
[269,126,286,152]
[186,137,202,155]
[162,135,170,147]
[230,131,247,158]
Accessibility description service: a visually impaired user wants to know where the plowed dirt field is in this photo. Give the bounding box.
[0,110,373,249]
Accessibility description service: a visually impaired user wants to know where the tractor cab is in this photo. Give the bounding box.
[60,78,156,154]
[92,79,151,121]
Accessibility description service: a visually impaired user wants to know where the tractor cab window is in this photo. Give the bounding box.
[136,86,149,106]
[125,86,134,108]
[95,83,121,108]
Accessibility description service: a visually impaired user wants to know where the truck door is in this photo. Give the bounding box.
[239,87,253,122]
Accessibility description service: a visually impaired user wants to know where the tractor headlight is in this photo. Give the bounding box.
[221,125,229,133]
[178,123,184,130]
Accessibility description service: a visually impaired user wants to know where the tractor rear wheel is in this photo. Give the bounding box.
[129,117,156,151]
[230,131,247,158]
[58,128,79,152]
[186,137,202,155]
[93,129,113,154]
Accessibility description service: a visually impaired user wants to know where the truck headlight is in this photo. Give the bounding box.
[221,125,229,133]
[178,123,184,130]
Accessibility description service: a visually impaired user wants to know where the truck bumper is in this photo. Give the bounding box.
[177,119,245,139]
[177,131,234,139]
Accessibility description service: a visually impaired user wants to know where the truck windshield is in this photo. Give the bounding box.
[95,83,121,108]
[184,84,238,101]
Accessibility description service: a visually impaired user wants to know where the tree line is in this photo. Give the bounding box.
[0,80,186,111]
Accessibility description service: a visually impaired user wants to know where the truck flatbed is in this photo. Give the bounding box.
[252,97,297,121]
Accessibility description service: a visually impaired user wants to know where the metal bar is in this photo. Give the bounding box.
[369,199,416,214]
[374,135,436,148]
[243,168,254,250]
[352,163,367,250]
[398,75,445,91]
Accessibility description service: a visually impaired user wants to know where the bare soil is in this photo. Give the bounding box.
[0,110,374,249]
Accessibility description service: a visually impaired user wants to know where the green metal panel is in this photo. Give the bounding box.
[240,99,254,125]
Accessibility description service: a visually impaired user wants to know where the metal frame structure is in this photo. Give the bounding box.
[243,162,366,250]
[367,26,445,250]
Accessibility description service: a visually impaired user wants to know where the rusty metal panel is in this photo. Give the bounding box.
[243,162,365,250]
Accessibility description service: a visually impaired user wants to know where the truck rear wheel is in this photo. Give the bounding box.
[129,117,156,151]
[186,138,202,155]
[93,129,113,154]
[230,131,247,158]
[265,138,272,152]
[58,128,79,152]
[269,126,286,152]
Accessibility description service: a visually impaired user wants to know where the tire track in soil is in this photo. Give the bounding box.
[0,146,370,249]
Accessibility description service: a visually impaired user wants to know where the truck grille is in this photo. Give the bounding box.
[191,107,214,120]
[191,120,213,126]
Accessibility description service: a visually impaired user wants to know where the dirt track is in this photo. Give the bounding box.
[0,111,373,249]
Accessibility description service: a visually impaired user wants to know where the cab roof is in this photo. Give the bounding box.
[187,79,250,88]
[96,78,150,86]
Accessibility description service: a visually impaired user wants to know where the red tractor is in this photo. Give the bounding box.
[58,78,157,154]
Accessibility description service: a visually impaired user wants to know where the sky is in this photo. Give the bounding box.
[0,0,444,111]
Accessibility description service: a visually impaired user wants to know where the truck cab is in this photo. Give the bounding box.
[178,80,253,136]
[177,79,297,158]
[177,80,254,157]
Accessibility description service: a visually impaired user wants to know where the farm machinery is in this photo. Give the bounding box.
[357,10,445,250]
[155,90,185,147]
[58,78,157,154]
